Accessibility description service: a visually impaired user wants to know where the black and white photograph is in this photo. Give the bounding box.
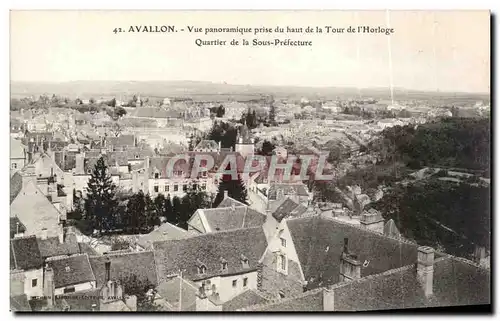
[9,10,491,312]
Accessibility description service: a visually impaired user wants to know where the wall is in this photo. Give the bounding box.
[10,158,25,171]
[23,268,44,299]
[196,271,258,303]
[54,281,96,296]
[187,212,206,234]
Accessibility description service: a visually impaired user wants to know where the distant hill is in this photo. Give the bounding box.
[10,80,490,103]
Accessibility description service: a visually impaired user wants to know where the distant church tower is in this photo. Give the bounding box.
[235,123,255,158]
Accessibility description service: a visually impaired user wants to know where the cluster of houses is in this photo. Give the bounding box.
[10,124,490,312]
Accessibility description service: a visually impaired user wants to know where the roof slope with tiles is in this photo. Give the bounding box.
[10,236,43,271]
[287,215,419,290]
[153,226,267,283]
[202,207,266,232]
[268,183,310,200]
[223,289,270,311]
[241,288,325,311]
[47,254,96,288]
[136,222,190,249]
[89,251,158,288]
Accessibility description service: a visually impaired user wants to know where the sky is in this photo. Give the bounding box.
[10,10,490,93]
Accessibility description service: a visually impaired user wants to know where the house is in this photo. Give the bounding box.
[257,214,421,300]
[267,182,312,211]
[11,138,26,171]
[235,124,255,158]
[153,275,199,311]
[187,203,266,234]
[10,236,45,299]
[241,248,490,311]
[104,135,136,151]
[153,226,268,304]
[134,222,192,250]
[46,254,96,295]
[89,251,158,289]
[10,169,64,238]
[194,140,221,153]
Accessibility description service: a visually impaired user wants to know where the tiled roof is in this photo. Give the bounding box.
[153,227,267,283]
[202,207,266,232]
[223,289,270,311]
[105,135,135,148]
[136,222,190,249]
[10,172,23,204]
[11,236,43,271]
[54,288,101,311]
[287,215,419,290]
[217,196,247,208]
[242,288,324,311]
[78,243,99,256]
[156,276,198,311]
[89,251,158,288]
[38,236,80,259]
[10,217,26,238]
[47,254,96,288]
[332,256,490,311]
[268,183,310,200]
[194,140,219,151]
[10,294,31,311]
[271,197,304,222]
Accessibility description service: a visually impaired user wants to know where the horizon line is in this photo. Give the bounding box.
[10,79,490,96]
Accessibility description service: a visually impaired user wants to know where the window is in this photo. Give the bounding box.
[154,172,159,179]
[279,291,285,299]
[11,163,17,169]
[31,279,37,287]
[174,185,178,192]
[277,254,287,272]
[63,286,76,294]
[183,184,187,192]
[154,185,159,193]
[243,277,248,287]
[165,185,170,192]
[241,255,249,268]
[202,171,207,178]
[232,280,237,288]
[202,183,207,191]
[281,237,287,248]
[221,261,228,271]
[197,265,207,274]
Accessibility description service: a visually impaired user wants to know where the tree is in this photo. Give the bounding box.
[144,193,159,229]
[213,175,248,207]
[84,157,119,233]
[89,97,96,104]
[216,105,225,117]
[171,196,182,225]
[179,185,211,228]
[109,98,117,108]
[268,97,276,125]
[116,107,127,118]
[111,237,130,251]
[258,140,276,156]
[120,275,160,311]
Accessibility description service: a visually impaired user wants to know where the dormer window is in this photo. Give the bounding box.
[154,172,159,179]
[65,266,71,272]
[241,255,249,268]
[197,260,207,274]
[220,258,228,271]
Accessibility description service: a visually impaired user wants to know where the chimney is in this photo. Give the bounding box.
[360,210,385,234]
[339,239,361,282]
[59,226,65,244]
[43,265,55,307]
[224,190,228,199]
[218,141,221,152]
[105,258,111,282]
[417,246,434,297]
[322,288,335,311]
[256,263,263,290]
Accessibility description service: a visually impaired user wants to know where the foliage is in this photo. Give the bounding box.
[257,140,276,156]
[111,237,130,251]
[83,157,119,233]
[213,175,248,207]
[207,120,238,149]
[372,180,490,259]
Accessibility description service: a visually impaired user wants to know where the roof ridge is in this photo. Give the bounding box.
[328,264,416,290]
[450,255,490,271]
[46,253,89,262]
[89,250,154,259]
[239,287,324,311]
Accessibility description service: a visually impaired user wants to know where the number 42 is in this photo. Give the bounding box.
[113,28,123,34]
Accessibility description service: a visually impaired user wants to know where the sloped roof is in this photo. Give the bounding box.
[38,236,80,259]
[105,135,135,147]
[202,207,266,232]
[156,276,198,311]
[136,222,190,249]
[223,289,270,311]
[10,172,23,204]
[332,256,490,310]
[217,196,247,208]
[287,215,419,290]
[242,288,324,311]
[89,251,158,288]
[271,198,303,222]
[194,140,219,151]
[47,254,96,288]
[10,294,31,311]
[384,219,401,239]
[153,227,267,282]
[11,236,43,271]
[268,183,310,200]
